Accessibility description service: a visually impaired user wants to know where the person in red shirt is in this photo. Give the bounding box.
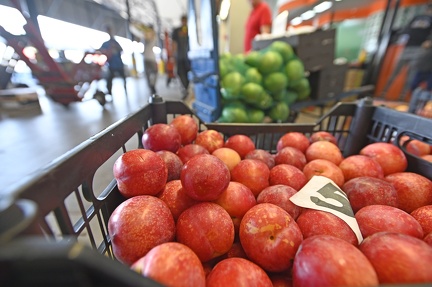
[244,0,272,53]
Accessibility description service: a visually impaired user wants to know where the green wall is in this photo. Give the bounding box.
[335,19,368,62]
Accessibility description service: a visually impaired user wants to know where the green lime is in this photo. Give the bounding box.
[245,51,261,68]
[219,59,231,79]
[268,101,290,122]
[220,52,232,60]
[264,72,289,94]
[272,89,287,101]
[255,92,274,110]
[232,53,249,74]
[291,78,311,100]
[270,41,294,63]
[221,71,245,100]
[258,50,283,75]
[225,100,246,108]
[221,105,249,123]
[284,90,299,105]
[248,108,265,123]
[272,89,298,105]
[244,67,263,85]
[241,82,265,105]
[285,59,305,82]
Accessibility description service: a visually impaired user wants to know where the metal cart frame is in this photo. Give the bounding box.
[0,0,108,106]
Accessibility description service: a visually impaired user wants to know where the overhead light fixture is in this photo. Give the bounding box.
[314,1,333,13]
[290,16,303,26]
[219,0,231,21]
[301,10,315,20]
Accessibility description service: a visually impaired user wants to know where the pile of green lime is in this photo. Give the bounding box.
[218,41,311,123]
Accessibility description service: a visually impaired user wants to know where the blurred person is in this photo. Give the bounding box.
[381,4,432,100]
[406,32,432,117]
[408,28,432,93]
[143,24,158,95]
[172,15,190,98]
[99,25,126,95]
[244,0,272,53]
[164,30,176,87]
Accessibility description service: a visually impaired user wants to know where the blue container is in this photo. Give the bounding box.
[190,57,221,122]
[187,0,221,122]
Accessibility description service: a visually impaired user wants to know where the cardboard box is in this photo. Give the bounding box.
[344,68,365,91]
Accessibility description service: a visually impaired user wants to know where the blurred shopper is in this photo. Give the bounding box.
[409,30,432,93]
[172,15,190,98]
[381,4,432,100]
[143,25,158,95]
[244,0,272,53]
[99,25,126,95]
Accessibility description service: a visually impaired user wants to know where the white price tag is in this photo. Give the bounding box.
[290,175,363,244]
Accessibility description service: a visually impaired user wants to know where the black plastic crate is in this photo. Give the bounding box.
[0,236,161,287]
[408,87,432,116]
[1,95,432,285]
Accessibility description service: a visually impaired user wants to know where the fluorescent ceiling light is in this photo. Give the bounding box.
[301,10,315,20]
[290,16,303,26]
[314,1,333,13]
[0,5,26,35]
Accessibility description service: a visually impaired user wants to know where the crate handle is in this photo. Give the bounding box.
[396,131,432,151]
[342,97,375,157]
[149,94,168,124]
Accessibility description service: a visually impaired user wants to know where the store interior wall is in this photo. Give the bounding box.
[218,0,250,55]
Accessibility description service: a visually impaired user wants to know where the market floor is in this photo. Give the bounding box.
[0,74,190,196]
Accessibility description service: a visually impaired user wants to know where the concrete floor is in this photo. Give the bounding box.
[0,74,188,196]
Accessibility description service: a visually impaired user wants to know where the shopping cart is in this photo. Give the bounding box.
[0,2,108,107]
